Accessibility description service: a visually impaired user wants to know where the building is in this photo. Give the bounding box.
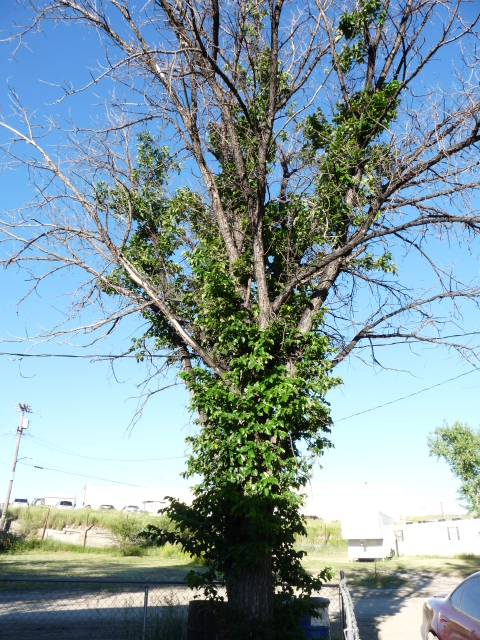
[395,518,480,556]
[342,510,396,561]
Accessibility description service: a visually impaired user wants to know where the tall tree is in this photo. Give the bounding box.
[428,421,480,516]
[2,1,480,637]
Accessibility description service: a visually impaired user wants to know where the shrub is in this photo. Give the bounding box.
[0,531,16,553]
[107,514,144,555]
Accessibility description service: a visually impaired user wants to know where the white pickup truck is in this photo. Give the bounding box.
[32,494,76,508]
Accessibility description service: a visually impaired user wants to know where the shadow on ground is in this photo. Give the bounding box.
[349,571,454,640]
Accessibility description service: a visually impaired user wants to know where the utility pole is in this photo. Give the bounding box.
[0,403,31,531]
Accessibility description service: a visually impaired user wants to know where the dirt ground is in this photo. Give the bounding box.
[351,574,461,640]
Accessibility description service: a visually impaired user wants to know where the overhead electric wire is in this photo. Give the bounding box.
[19,458,189,493]
[24,433,186,463]
[21,440,186,486]
[1,331,478,361]
[335,368,479,422]
[0,352,172,359]
[18,460,146,487]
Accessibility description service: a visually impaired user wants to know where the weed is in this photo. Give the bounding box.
[0,531,16,553]
[6,506,174,534]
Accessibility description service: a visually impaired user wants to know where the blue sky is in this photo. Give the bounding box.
[0,3,479,517]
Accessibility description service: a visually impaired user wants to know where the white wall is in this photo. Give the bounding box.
[342,510,394,539]
[348,539,394,560]
[396,519,480,556]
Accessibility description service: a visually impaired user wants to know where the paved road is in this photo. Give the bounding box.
[351,575,460,640]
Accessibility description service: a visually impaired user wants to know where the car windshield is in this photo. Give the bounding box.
[60,502,72,506]
[14,499,27,503]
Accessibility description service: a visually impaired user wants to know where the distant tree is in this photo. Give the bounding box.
[428,421,480,515]
[2,1,480,638]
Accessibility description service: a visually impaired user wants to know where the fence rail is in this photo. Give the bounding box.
[0,576,359,639]
[340,571,361,640]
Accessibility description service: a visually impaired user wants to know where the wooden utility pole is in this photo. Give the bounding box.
[41,508,51,540]
[0,403,31,531]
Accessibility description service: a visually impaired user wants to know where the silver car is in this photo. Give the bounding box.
[55,500,75,509]
[122,505,143,513]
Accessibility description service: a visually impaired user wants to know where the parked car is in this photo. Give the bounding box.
[55,500,74,509]
[422,571,480,639]
[31,498,44,506]
[99,504,116,511]
[122,505,143,513]
[11,498,29,508]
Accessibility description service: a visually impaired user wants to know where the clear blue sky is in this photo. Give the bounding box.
[0,3,478,516]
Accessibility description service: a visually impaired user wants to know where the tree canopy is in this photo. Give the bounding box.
[2,1,480,638]
[428,421,480,516]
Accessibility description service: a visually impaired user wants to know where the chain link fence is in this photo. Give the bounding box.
[339,571,361,640]
[0,577,359,639]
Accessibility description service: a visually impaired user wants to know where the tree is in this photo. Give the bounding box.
[2,1,480,637]
[428,421,480,515]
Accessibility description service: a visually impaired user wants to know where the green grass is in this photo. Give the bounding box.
[7,505,171,532]
[2,514,479,589]
[0,544,201,581]
[303,547,480,589]
[296,519,347,553]
[3,543,477,589]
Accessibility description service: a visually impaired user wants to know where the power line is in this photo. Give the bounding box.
[0,352,173,359]
[1,331,479,360]
[25,433,186,463]
[21,441,185,486]
[335,368,479,422]
[19,460,145,487]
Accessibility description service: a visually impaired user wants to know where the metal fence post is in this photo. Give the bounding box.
[142,580,149,640]
[339,570,346,629]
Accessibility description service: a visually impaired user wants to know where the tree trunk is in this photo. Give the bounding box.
[225,554,274,640]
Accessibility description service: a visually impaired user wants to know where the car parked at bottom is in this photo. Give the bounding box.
[422,571,480,639]
[99,504,116,511]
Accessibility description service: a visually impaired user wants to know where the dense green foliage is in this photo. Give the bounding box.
[428,421,480,515]
[109,129,340,635]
